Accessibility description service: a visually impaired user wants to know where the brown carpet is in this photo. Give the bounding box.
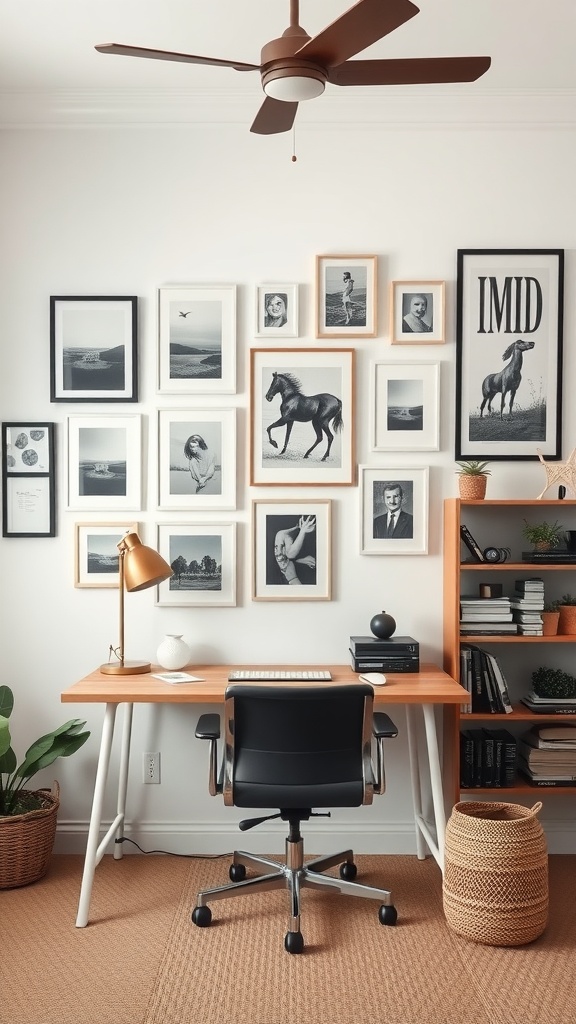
[1,854,575,1024]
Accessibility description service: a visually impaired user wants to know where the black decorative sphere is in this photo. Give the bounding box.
[370,611,396,639]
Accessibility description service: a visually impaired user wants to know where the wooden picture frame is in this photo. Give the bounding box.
[359,465,429,555]
[157,285,236,394]
[372,361,440,451]
[252,499,331,601]
[66,414,142,511]
[156,522,236,606]
[2,422,56,537]
[315,255,377,338]
[157,408,236,510]
[255,284,299,338]
[50,296,138,402]
[390,281,445,345]
[74,521,138,587]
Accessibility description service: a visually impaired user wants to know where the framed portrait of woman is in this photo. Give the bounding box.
[255,284,299,338]
[157,408,236,511]
[315,255,377,338]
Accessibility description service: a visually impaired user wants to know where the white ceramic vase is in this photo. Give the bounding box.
[156,634,190,671]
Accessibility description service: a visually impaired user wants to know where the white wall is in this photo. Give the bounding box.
[1,97,576,854]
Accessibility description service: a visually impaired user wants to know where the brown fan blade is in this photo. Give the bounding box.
[250,97,298,135]
[296,0,419,69]
[95,42,259,72]
[328,55,491,87]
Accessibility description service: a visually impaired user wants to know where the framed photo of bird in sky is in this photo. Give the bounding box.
[157,285,237,395]
[456,249,564,461]
[157,408,236,510]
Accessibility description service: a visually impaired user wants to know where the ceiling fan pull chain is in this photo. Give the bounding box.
[291,125,297,163]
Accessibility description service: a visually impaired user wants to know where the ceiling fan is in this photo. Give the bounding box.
[95,0,491,136]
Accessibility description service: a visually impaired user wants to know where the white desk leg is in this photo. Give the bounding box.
[405,705,427,860]
[113,703,134,861]
[422,703,446,872]
[75,702,117,927]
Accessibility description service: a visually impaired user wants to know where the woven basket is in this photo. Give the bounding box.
[458,475,487,500]
[443,800,548,946]
[0,782,59,889]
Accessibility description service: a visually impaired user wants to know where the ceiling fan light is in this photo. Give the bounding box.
[262,65,326,102]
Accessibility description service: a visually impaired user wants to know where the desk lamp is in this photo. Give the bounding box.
[100,531,173,675]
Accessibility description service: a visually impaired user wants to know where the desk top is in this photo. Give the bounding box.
[61,663,467,706]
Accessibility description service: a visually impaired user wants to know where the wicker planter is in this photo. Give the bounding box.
[443,800,548,946]
[0,782,59,889]
[458,475,487,500]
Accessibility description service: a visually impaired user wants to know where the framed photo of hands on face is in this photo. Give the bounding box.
[390,281,445,345]
[252,499,332,601]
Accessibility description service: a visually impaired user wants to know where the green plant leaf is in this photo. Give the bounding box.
[0,715,11,758]
[0,745,17,774]
[16,729,90,783]
[0,685,14,720]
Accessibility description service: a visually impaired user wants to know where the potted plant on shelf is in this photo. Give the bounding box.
[532,666,576,699]
[542,600,561,637]
[558,594,576,636]
[0,685,90,889]
[455,461,492,500]
[521,518,565,552]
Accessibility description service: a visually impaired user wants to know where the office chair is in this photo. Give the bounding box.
[191,683,398,953]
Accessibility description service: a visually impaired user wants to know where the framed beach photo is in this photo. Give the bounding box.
[359,465,429,555]
[156,522,236,606]
[74,522,138,587]
[250,348,355,486]
[252,499,331,601]
[255,284,298,338]
[157,408,236,510]
[456,249,564,460]
[50,296,138,402]
[315,255,377,338]
[372,361,440,451]
[2,422,56,537]
[390,281,445,345]
[66,414,142,512]
[157,285,236,394]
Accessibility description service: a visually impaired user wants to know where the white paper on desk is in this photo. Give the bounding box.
[152,672,205,684]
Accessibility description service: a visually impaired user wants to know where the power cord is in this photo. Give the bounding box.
[115,836,232,859]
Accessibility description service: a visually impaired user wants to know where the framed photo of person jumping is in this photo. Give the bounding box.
[456,249,564,461]
[252,499,332,601]
[390,281,445,345]
[359,465,429,555]
[250,348,355,486]
[315,255,377,338]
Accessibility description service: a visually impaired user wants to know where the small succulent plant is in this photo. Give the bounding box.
[522,519,565,548]
[455,461,492,476]
[532,667,576,700]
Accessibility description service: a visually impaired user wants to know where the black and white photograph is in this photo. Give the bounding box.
[456,249,564,460]
[253,500,331,601]
[66,414,142,511]
[390,281,445,345]
[157,285,236,394]
[255,283,298,338]
[360,465,428,554]
[373,362,440,451]
[156,523,236,606]
[157,408,236,510]
[315,255,377,338]
[50,296,138,402]
[74,522,138,587]
[250,348,354,485]
[2,422,55,537]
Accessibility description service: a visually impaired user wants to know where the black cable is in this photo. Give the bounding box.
[115,836,232,859]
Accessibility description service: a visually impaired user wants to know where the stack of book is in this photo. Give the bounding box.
[510,578,544,635]
[521,691,576,715]
[460,594,517,636]
[460,727,517,788]
[460,644,513,714]
[518,724,576,786]
[349,635,419,673]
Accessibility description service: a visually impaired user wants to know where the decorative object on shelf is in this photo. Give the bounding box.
[370,611,396,640]
[521,518,564,551]
[443,800,548,946]
[156,634,190,671]
[482,546,511,564]
[456,460,491,500]
[532,666,576,699]
[557,595,576,636]
[536,447,576,500]
[541,602,560,637]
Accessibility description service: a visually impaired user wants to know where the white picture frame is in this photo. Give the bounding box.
[390,280,446,345]
[157,285,236,394]
[255,283,299,338]
[157,408,236,511]
[74,521,138,588]
[359,465,429,555]
[156,522,236,606]
[315,255,377,338]
[66,414,142,512]
[252,499,332,601]
[372,361,440,451]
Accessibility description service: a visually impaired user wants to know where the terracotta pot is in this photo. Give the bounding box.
[541,611,560,636]
[458,475,487,500]
[558,605,576,635]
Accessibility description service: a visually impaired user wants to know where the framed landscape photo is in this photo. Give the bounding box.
[255,284,298,338]
[156,522,236,606]
[456,249,564,460]
[390,281,445,345]
[50,296,138,402]
[372,361,440,451]
[157,408,236,510]
[2,422,55,537]
[315,255,377,338]
[359,465,429,555]
[252,499,331,601]
[250,348,355,486]
[74,521,138,587]
[157,285,236,394]
[66,414,142,511]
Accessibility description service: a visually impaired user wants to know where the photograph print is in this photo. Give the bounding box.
[253,499,331,601]
[316,255,377,338]
[156,523,236,606]
[390,281,445,345]
[66,414,142,512]
[157,408,236,510]
[372,361,440,451]
[255,284,298,338]
[50,296,138,402]
[157,285,236,394]
[74,522,138,587]
[250,348,354,485]
[2,422,55,537]
[456,249,564,460]
[360,465,428,554]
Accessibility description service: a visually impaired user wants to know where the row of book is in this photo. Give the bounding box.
[460,727,517,788]
[460,523,576,565]
[460,644,513,714]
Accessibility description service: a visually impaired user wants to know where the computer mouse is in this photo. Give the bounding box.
[359,672,387,686]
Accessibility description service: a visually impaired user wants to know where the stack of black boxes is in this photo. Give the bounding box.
[349,635,419,673]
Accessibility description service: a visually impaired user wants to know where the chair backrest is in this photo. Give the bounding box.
[222,684,375,810]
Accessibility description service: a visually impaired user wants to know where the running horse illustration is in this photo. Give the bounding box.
[265,372,343,461]
[479,338,535,419]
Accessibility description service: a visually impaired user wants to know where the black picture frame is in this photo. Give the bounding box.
[2,422,56,537]
[50,296,138,402]
[455,249,564,461]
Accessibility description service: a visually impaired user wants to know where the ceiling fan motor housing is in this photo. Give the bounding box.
[260,33,326,101]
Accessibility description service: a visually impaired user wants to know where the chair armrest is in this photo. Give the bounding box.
[373,712,398,739]
[372,713,397,795]
[195,714,221,740]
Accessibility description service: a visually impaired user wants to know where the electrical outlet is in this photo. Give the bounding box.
[143,751,161,784]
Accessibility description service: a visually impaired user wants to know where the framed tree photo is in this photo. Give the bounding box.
[359,465,429,555]
[252,499,331,601]
[390,281,445,344]
[315,255,377,338]
[372,361,440,451]
[456,249,564,460]
[156,522,236,606]
[2,422,56,537]
[50,296,138,402]
[157,408,236,510]
[157,285,236,394]
[255,284,298,338]
[66,414,142,511]
[250,348,355,486]
[74,521,138,587]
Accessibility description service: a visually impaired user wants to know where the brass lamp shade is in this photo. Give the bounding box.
[101,532,173,675]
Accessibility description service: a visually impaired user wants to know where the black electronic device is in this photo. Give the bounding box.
[350,635,419,655]
[350,650,420,674]
[483,546,511,564]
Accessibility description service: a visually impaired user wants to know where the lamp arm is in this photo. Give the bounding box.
[118,544,126,667]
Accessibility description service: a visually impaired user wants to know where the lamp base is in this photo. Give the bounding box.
[100,659,151,676]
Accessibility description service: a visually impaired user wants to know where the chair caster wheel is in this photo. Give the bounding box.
[339,860,357,881]
[229,863,246,882]
[192,905,212,927]
[284,931,304,954]
[379,904,397,926]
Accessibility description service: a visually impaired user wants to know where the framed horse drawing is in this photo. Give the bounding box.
[250,348,355,485]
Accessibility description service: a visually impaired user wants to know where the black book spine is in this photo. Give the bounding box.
[460,524,485,562]
[460,731,474,787]
[481,729,495,786]
[493,734,504,787]
[468,729,485,787]
[469,647,490,713]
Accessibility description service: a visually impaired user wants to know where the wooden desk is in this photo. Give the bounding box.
[62,663,467,927]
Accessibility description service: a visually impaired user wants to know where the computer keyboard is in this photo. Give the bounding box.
[228,669,332,682]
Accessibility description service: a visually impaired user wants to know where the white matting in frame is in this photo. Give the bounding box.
[157,408,236,511]
[252,499,331,601]
[255,284,298,338]
[74,521,138,588]
[157,285,236,394]
[372,361,440,451]
[66,414,142,512]
[316,255,377,338]
[359,465,429,555]
[156,522,236,606]
[390,281,445,345]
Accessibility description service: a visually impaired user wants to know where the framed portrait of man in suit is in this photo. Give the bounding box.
[359,465,429,555]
